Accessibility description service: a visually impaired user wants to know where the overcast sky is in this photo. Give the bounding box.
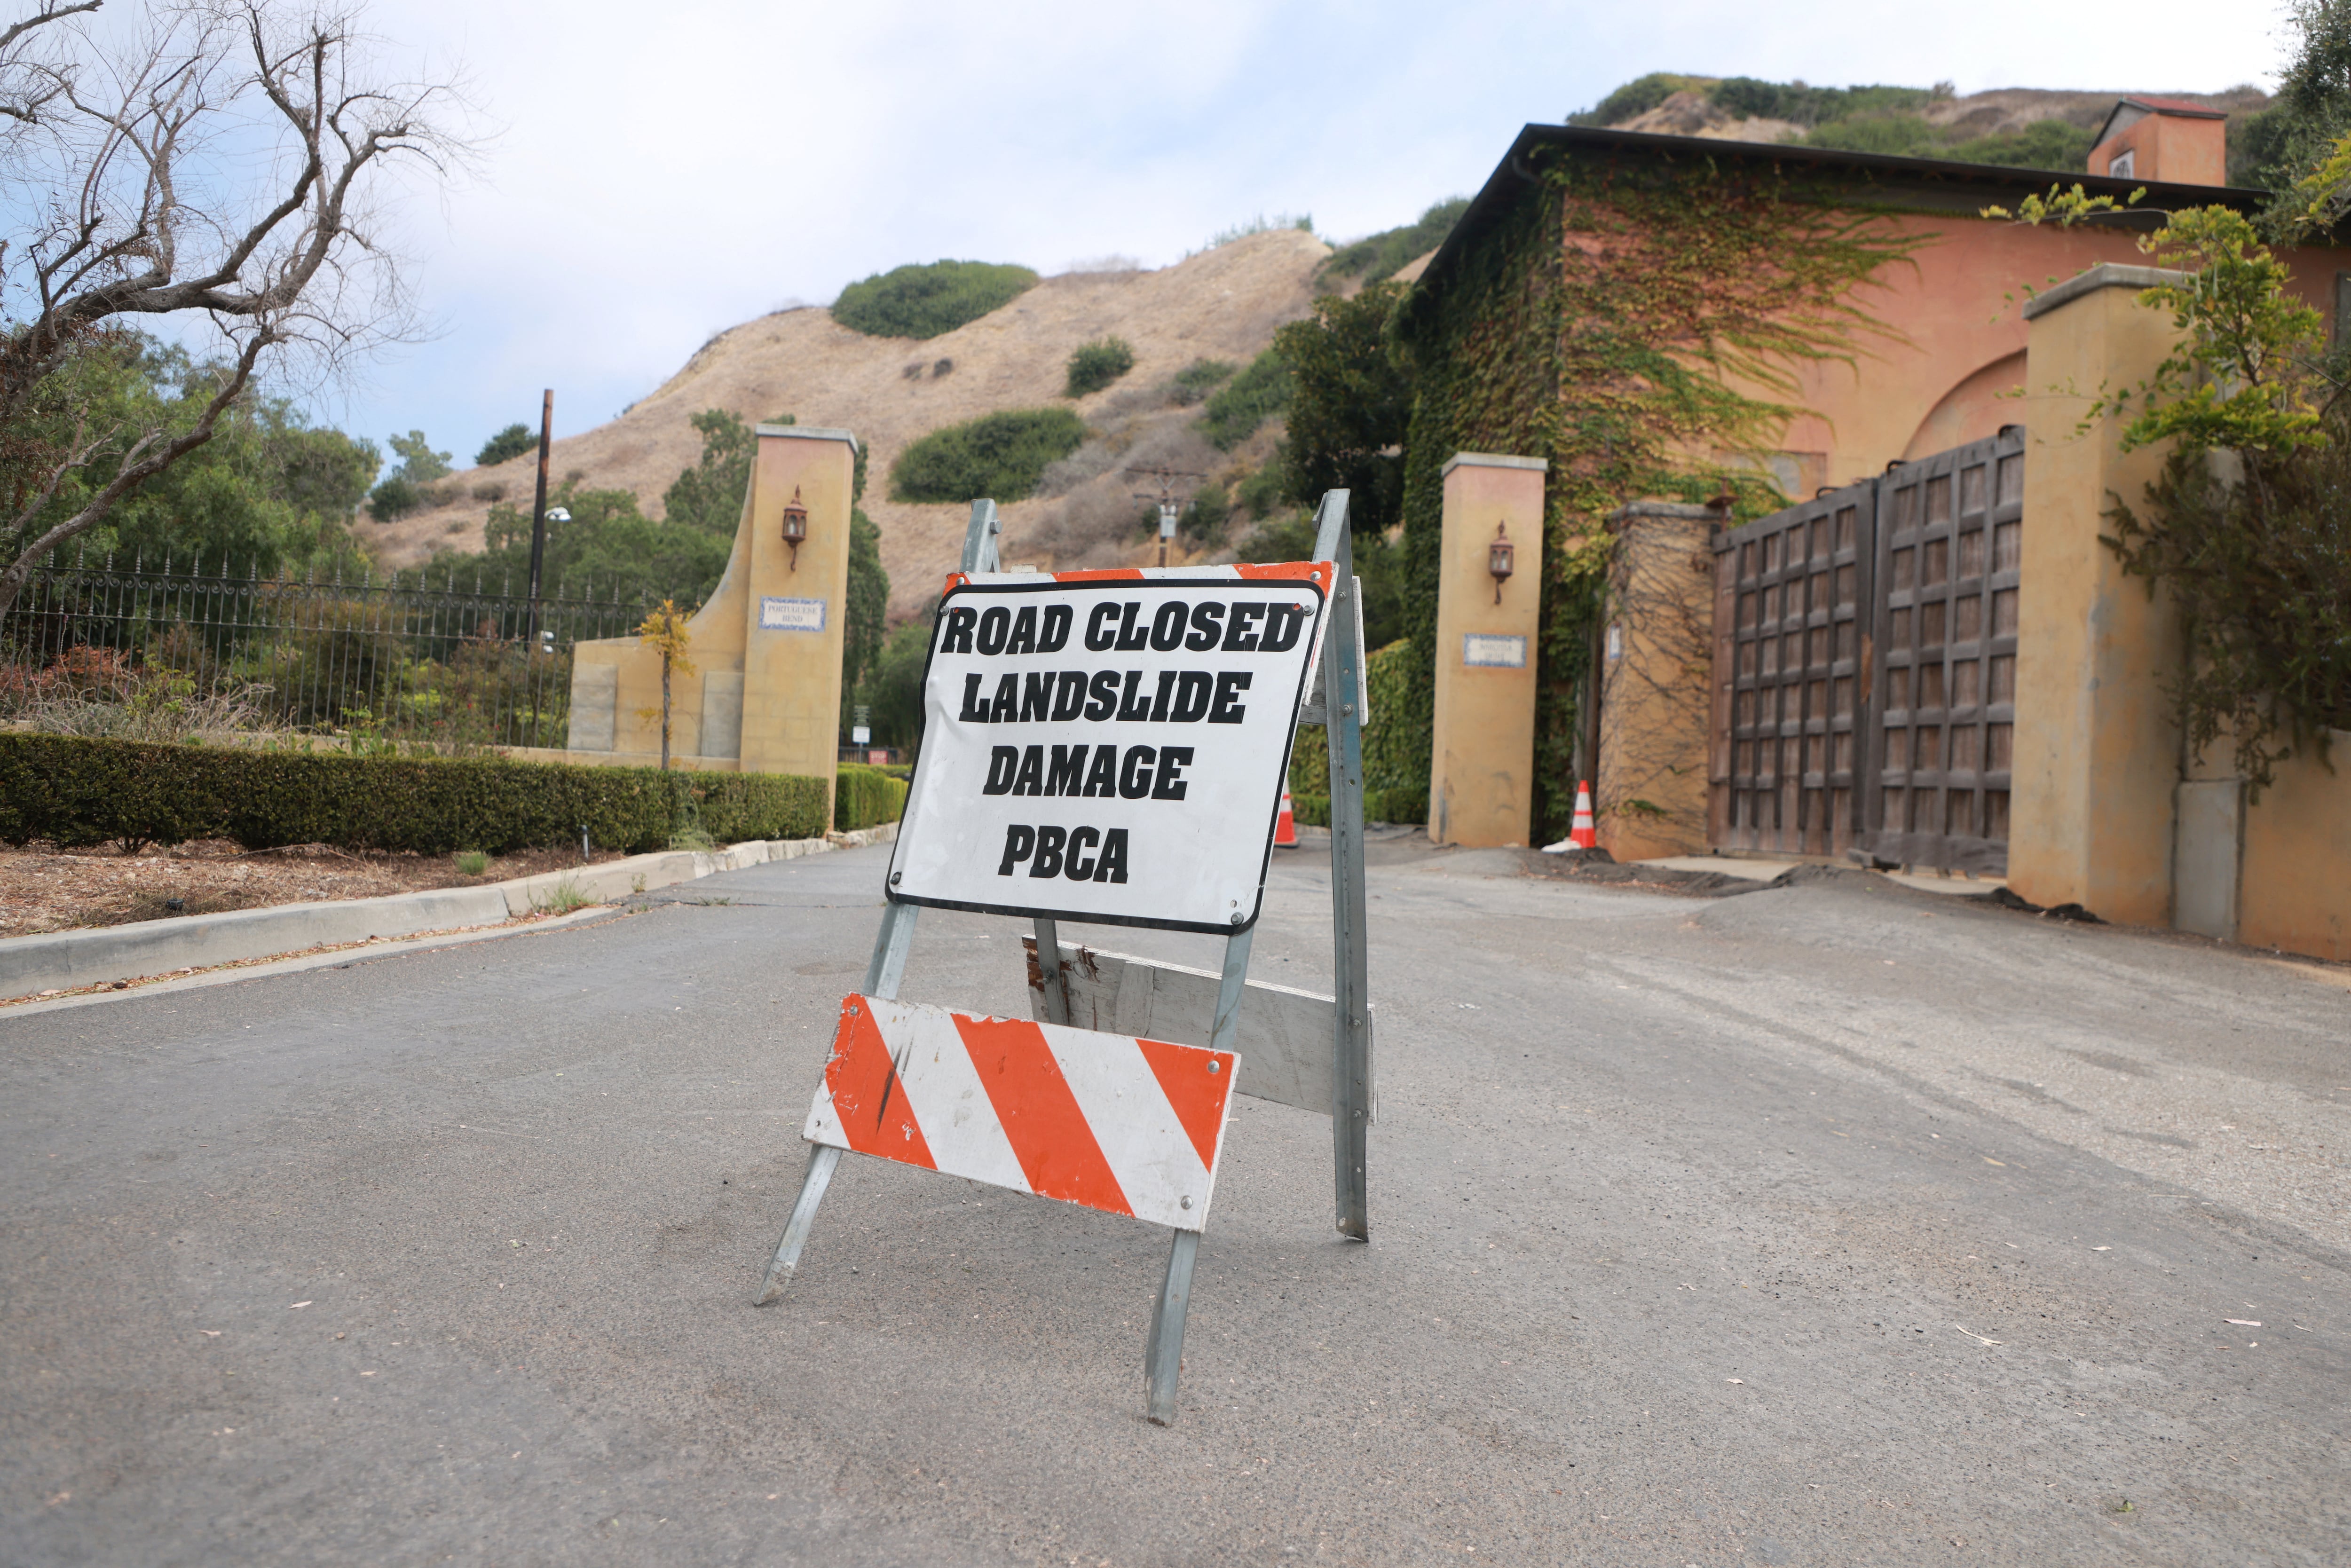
[333,0,2288,469]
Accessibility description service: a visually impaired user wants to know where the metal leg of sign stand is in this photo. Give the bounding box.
[755,900,922,1306]
[1033,916,1070,1025]
[1142,926,1253,1424]
[1312,500,1373,1244]
[1144,1230,1201,1425]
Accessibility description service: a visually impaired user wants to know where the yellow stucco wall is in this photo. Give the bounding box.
[2007,270,2185,926]
[1429,453,1546,846]
[564,426,855,811]
[2240,736,2351,961]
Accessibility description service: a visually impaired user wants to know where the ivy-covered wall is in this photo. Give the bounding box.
[1390,145,1918,843]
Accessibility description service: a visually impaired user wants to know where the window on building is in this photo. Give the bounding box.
[2107,148,2135,179]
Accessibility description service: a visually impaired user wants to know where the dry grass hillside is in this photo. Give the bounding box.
[372,228,1332,620]
[1613,83,2269,149]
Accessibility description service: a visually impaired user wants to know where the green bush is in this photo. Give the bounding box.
[890,409,1088,504]
[832,260,1039,340]
[1064,337,1136,397]
[1947,118,2097,171]
[1199,348,1290,450]
[0,733,828,855]
[1168,358,1235,407]
[475,423,536,466]
[1319,197,1469,284]
[835,764,909,832]
[1289,639,1430,806]
[365,474,419,523]
[1286,786,1428,829]
[1802,112,1944,158]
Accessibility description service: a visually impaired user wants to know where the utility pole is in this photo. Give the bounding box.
[527,388,553,646]
[1128,465,1203,568]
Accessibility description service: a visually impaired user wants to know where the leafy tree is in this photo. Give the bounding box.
[1320,198,1469,284]
[890,409,1088,503]
[387,431,452,483]
[476,424,536,467]
[634,599,696,771]
[473,481,731,604]
[365,475,420,524]
[1198,349,1291,450]
[855,615,935,756]
[1270,282,1413,536]
[843,509,889,701]
[2244,0,2351,208]
[832,260,1040,339]
[663,409,766,531]
[1065,337,1136,397]
[1,334,374,576]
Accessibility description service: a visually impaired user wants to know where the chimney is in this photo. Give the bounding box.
[2085,96,2229,186]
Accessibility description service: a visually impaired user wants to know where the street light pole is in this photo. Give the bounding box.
[527,388,553,645]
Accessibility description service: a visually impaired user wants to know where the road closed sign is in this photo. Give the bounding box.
[885,564,1333,934]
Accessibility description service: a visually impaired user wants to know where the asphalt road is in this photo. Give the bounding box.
[4,836,2346,1566]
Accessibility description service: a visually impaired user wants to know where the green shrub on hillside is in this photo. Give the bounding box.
[0,733,830,855]
[1802,112,1945,158]
[1947,118,2098,170]
[890,409,1088,504]
[1568,72,1714,127]
[1716,78,1931,127]
[1321,197,1469,284]
[1199,348,1290,450]
[1167,358,1235,406]
[832,260,1040,340]
[1064,337,1136,397]
[476,423,536,467]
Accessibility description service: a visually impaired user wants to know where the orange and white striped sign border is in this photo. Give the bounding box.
[942,560,1334,597]
[803,994,1239,1232]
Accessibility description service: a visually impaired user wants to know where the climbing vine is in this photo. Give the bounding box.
[1393,147,1922,841]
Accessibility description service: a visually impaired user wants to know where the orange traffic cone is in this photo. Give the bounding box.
[1275,788,1298,847]
[1569,781,1597,850]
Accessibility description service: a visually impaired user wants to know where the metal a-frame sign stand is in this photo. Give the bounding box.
[753,490,1373,1424]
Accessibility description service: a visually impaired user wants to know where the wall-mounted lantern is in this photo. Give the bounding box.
[1488,521,1515,604]
[780,486,810,570]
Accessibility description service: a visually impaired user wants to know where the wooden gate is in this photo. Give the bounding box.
[1708,428,2023,872]
[1860,431,2024,874]
[1708,482,1876,857]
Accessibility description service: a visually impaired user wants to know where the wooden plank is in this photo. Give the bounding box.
[1022,938,1371,1123]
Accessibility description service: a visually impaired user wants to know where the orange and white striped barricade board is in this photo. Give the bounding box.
[804,995,1236,1230]
[755,493,1375,1426]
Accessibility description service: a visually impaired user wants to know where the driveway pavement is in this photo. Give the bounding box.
[4,837,2344,1565]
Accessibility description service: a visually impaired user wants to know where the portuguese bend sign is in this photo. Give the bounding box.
[754,495,1375,1426]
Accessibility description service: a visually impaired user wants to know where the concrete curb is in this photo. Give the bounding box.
[0,821,898,1000]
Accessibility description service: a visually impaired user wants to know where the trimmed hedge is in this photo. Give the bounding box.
[835,764,909,832]
[0,733,829,854]
[1289,787,1429,830]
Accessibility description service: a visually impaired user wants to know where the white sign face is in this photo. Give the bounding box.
[1463,632,1527,669]
[886,566,1332,934]
[760,596,827,631]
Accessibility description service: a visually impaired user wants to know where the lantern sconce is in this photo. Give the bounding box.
[780,486,810,570]
[1488,521,1515,604]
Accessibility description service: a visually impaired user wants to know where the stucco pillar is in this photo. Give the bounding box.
[1429,452,1546,846]
[2008,265,2187,923]
[1596,502,1717,861]
[736,427,857,815]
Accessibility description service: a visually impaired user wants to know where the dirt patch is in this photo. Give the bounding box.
[0,840,636,939]
[1520,848,1803,898]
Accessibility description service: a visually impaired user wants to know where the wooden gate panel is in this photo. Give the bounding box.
[1710,482,1874,857]
[1860,430,2023,873]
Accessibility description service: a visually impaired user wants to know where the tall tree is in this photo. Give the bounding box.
[0,0,477,617]
[1272,281,1414,536]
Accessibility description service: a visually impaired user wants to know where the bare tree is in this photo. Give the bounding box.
[0,0,473,618]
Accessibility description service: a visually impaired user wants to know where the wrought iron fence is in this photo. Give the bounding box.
[0,545,652,750]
